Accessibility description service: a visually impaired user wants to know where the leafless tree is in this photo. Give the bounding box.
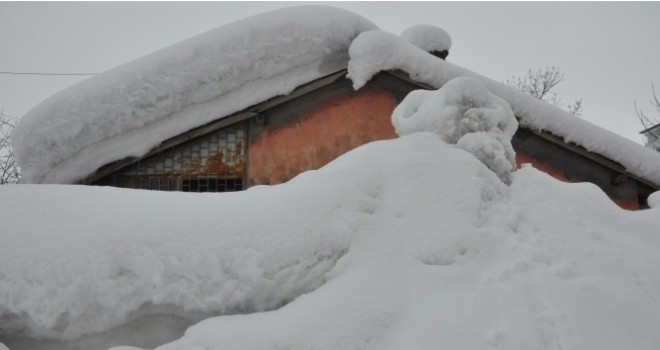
[505,66,583,117]
[1,109,21,184]
[635,83,660,151]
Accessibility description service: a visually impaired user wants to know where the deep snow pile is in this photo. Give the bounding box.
[2,78,660,350]
[348,30,660,187]
[11,5,377,185]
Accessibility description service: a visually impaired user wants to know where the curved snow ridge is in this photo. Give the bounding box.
[348,30,660,187]
[0,180,359,342]
[11,5,378,184]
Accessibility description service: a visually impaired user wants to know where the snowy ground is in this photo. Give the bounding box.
[2,77,660,350]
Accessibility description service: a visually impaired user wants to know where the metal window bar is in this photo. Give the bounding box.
[98,122,247,192]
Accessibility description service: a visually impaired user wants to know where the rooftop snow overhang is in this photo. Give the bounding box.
[11,5,378,184]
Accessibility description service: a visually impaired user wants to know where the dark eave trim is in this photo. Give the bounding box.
[529,128,658,190]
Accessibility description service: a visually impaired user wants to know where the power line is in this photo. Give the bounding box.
[0,71,98,76]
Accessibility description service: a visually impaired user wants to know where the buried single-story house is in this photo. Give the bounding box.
[12,6,660,210]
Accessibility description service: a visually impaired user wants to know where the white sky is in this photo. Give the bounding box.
[1,1,659,144]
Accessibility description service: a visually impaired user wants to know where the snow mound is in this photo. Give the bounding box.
[11,5,377,185]
[348,30,660,187]
[400,24,452,54]
[2,133,660,350]
[392,77,517,182]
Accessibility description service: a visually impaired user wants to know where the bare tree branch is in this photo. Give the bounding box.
[0,110,22,184]
[505,66,582,117]
[635,83,660,151]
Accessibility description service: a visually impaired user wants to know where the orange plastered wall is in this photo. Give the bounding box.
[248,88,398,186]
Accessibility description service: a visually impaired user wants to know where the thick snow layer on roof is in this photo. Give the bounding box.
[400,24,452,53]
[11,5,377,184]
[348,31,660,186]
[2,132,660,350]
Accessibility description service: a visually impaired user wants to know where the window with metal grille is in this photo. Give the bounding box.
[95,122,247,192]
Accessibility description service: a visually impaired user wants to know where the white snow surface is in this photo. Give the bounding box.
[348,30,660,187]
[2,91,660,348]
[400,24,452,53]
[11,5,377,184]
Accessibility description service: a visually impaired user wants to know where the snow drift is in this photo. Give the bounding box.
[11,5,377,185]
[2,77,660,350]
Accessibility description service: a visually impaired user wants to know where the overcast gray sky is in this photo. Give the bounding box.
[1,2,659,144]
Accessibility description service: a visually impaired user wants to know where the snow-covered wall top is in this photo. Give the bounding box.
[11,6,377,184]
[348,31,660,187]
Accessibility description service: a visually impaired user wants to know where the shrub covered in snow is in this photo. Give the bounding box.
[392,77,518,183]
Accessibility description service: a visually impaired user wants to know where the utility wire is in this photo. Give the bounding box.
[0,71,98,76]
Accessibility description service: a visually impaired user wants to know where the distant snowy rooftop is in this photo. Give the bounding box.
[11,5,377,184]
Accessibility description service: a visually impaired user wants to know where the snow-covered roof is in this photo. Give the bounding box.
[12,6,660,188]
[11,5,377,184]
[348,31,660,187]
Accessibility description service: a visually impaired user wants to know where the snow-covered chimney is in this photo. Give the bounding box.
[401,24,452,60]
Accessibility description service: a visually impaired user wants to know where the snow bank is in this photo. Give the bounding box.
[392,77,517,182]
[2,107,660,349]
[0,176,361,348]
[11,5,377,184]
[348,30,660,187]
[400,24,451,54]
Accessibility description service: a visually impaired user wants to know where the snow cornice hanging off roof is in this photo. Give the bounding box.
[348,30,660,187]
[11,5,378,184]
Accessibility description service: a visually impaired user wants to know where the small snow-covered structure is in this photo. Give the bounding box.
[12,6,660,209]
[400,24,451,59]
[640,123,660,152]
